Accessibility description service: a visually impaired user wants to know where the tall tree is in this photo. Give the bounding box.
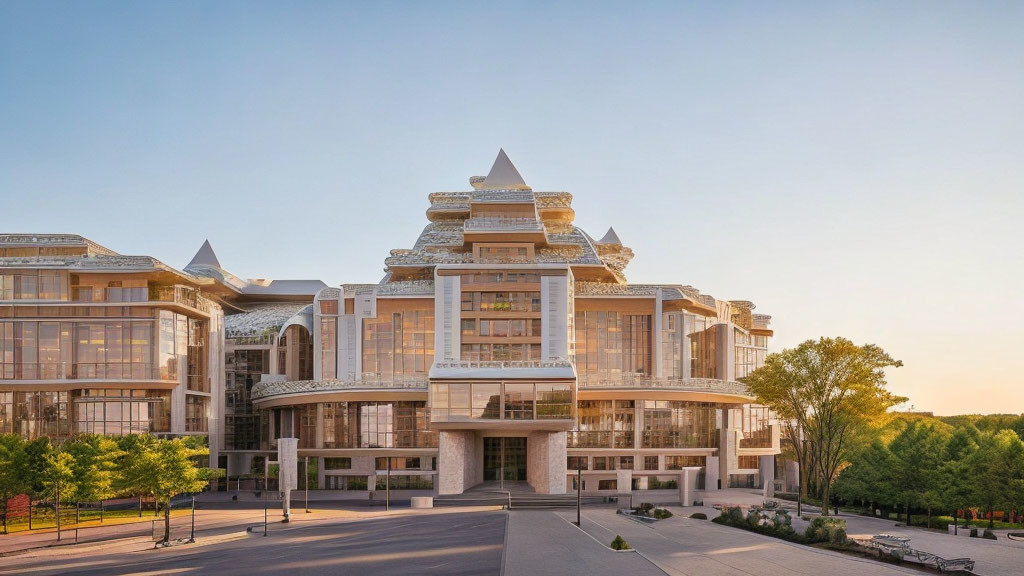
[745,337,905,515]
[968,430,1024,529]
[888,421,947,525]
[66,435,123,504]
[121,437,214,544]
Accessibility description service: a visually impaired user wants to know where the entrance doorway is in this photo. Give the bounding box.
[483,437,527,482]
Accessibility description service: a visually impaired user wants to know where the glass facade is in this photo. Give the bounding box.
[224,349,267,450]
[641,401,720,449]
[571,400,635,448]
[0,313,207,382]
[313,401,436,449]
[0,389,171,438]
[429,382,572,422]
[361,300,433,381]
[574,311,651,379]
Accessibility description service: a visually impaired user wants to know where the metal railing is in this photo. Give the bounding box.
[148,286,213,314]
[432,360,573,370]
[0,362,163,381]
[577,376,751,396]
[463,217,544,232]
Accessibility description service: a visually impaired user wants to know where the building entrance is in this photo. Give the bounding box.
[483,437,527,482]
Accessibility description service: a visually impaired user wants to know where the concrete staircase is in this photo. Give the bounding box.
[434,483,605,509]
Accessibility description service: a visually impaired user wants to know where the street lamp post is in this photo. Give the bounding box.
[188,495,196,543]
[386,457,391,512]
[263,459,268,537]
[305,456,310,514]
[576,463,582,527]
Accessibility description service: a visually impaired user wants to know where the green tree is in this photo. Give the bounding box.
[0,435,31,531]
[745,337,905,515]
[66,435,123,504]
[888,421,947,525]
[834,439,896,514]
[941,426,977,532]
[967,430,1024,529]
[121,437,214,544]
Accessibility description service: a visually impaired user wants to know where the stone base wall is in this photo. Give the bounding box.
[438,430,482,495]
[526,431,567,494]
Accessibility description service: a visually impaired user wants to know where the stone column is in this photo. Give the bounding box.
[527,431,568,494]
[759,455,775,497]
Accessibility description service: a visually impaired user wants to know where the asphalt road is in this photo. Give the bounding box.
[2,511,506,576]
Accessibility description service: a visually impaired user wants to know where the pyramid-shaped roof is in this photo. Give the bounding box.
[187,239,221,268]
[481,149,527,189]
[598,227,622,245]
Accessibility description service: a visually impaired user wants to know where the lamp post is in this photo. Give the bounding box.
[188,495,196,543]
[305,456,310,514]
[263,459,268,537]
[576,463,582,527]
[386,457,391,512]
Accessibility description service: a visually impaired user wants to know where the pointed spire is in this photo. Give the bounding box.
[481,148,527,189]
[598,227,622,245]
[187,239,221,268]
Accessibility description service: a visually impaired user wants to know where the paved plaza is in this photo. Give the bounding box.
[2,503,1022,575]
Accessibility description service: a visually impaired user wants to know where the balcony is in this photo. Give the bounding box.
[148,286,213,314]
[0,362,164,381]
[430,359,575,379]
[577,376,752,399]
[463,217,544,232]
[250,376,429,402]
[463,217,546,243]
[567,430,634,449]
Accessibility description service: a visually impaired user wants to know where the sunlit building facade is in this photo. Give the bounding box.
[248,150,782,499]
[0,234,224,462]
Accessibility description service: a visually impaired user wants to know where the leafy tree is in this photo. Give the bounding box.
[941,426,977,532]
[833,439,895,513]
[967,430,1024,529]
[121,437,215,543]
[888,421,947,525]
[66,435,123,503]
[23,437,51,498]
[0,435,31,529]
[745,337,905,515]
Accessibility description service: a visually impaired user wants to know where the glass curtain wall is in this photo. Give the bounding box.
[361,300,434,381]
[574,311,651,380]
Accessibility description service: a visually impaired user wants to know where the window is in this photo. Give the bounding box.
[321,317,337,379]
[567,456,588,470]
[619,456,634,470]
[574,311,652,380]
[642,401,719,449]
[319,299,338,314]
[666,455,705,470]
[644,456,659,471]
[376,457,421,470]
[362,300,434,381]
[738,455,760,470]
[597,479,617,490]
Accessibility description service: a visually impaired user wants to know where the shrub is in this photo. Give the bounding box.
[725,506,744,523]
[805,517,847,545]
[690,512,708,520]
[654,508,673,520]
[610,535,631,550]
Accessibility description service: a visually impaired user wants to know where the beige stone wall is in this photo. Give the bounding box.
[526,431,567,494]
[438,430,481,495]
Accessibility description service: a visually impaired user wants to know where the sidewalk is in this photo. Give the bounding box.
[504,510,664,576]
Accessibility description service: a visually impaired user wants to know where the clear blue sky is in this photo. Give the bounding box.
[2,2,1022,415]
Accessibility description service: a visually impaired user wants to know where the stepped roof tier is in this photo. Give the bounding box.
[376,150,770,329]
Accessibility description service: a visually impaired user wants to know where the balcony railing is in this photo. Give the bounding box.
[250,377,429,401]
[0,362,163,381]
[227,333,277,346]
[567,430,634,449]
[148,286,213,314]
[463,217,544,232]
[578,376,751,396]
[739,426,773,449]
[433,360,573,370]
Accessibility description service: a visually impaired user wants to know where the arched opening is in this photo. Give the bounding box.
[278,324,313,381]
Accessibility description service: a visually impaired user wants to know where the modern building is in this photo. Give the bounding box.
[0,234,225,463]
[248,150,781,499]
[0,150,781,501]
